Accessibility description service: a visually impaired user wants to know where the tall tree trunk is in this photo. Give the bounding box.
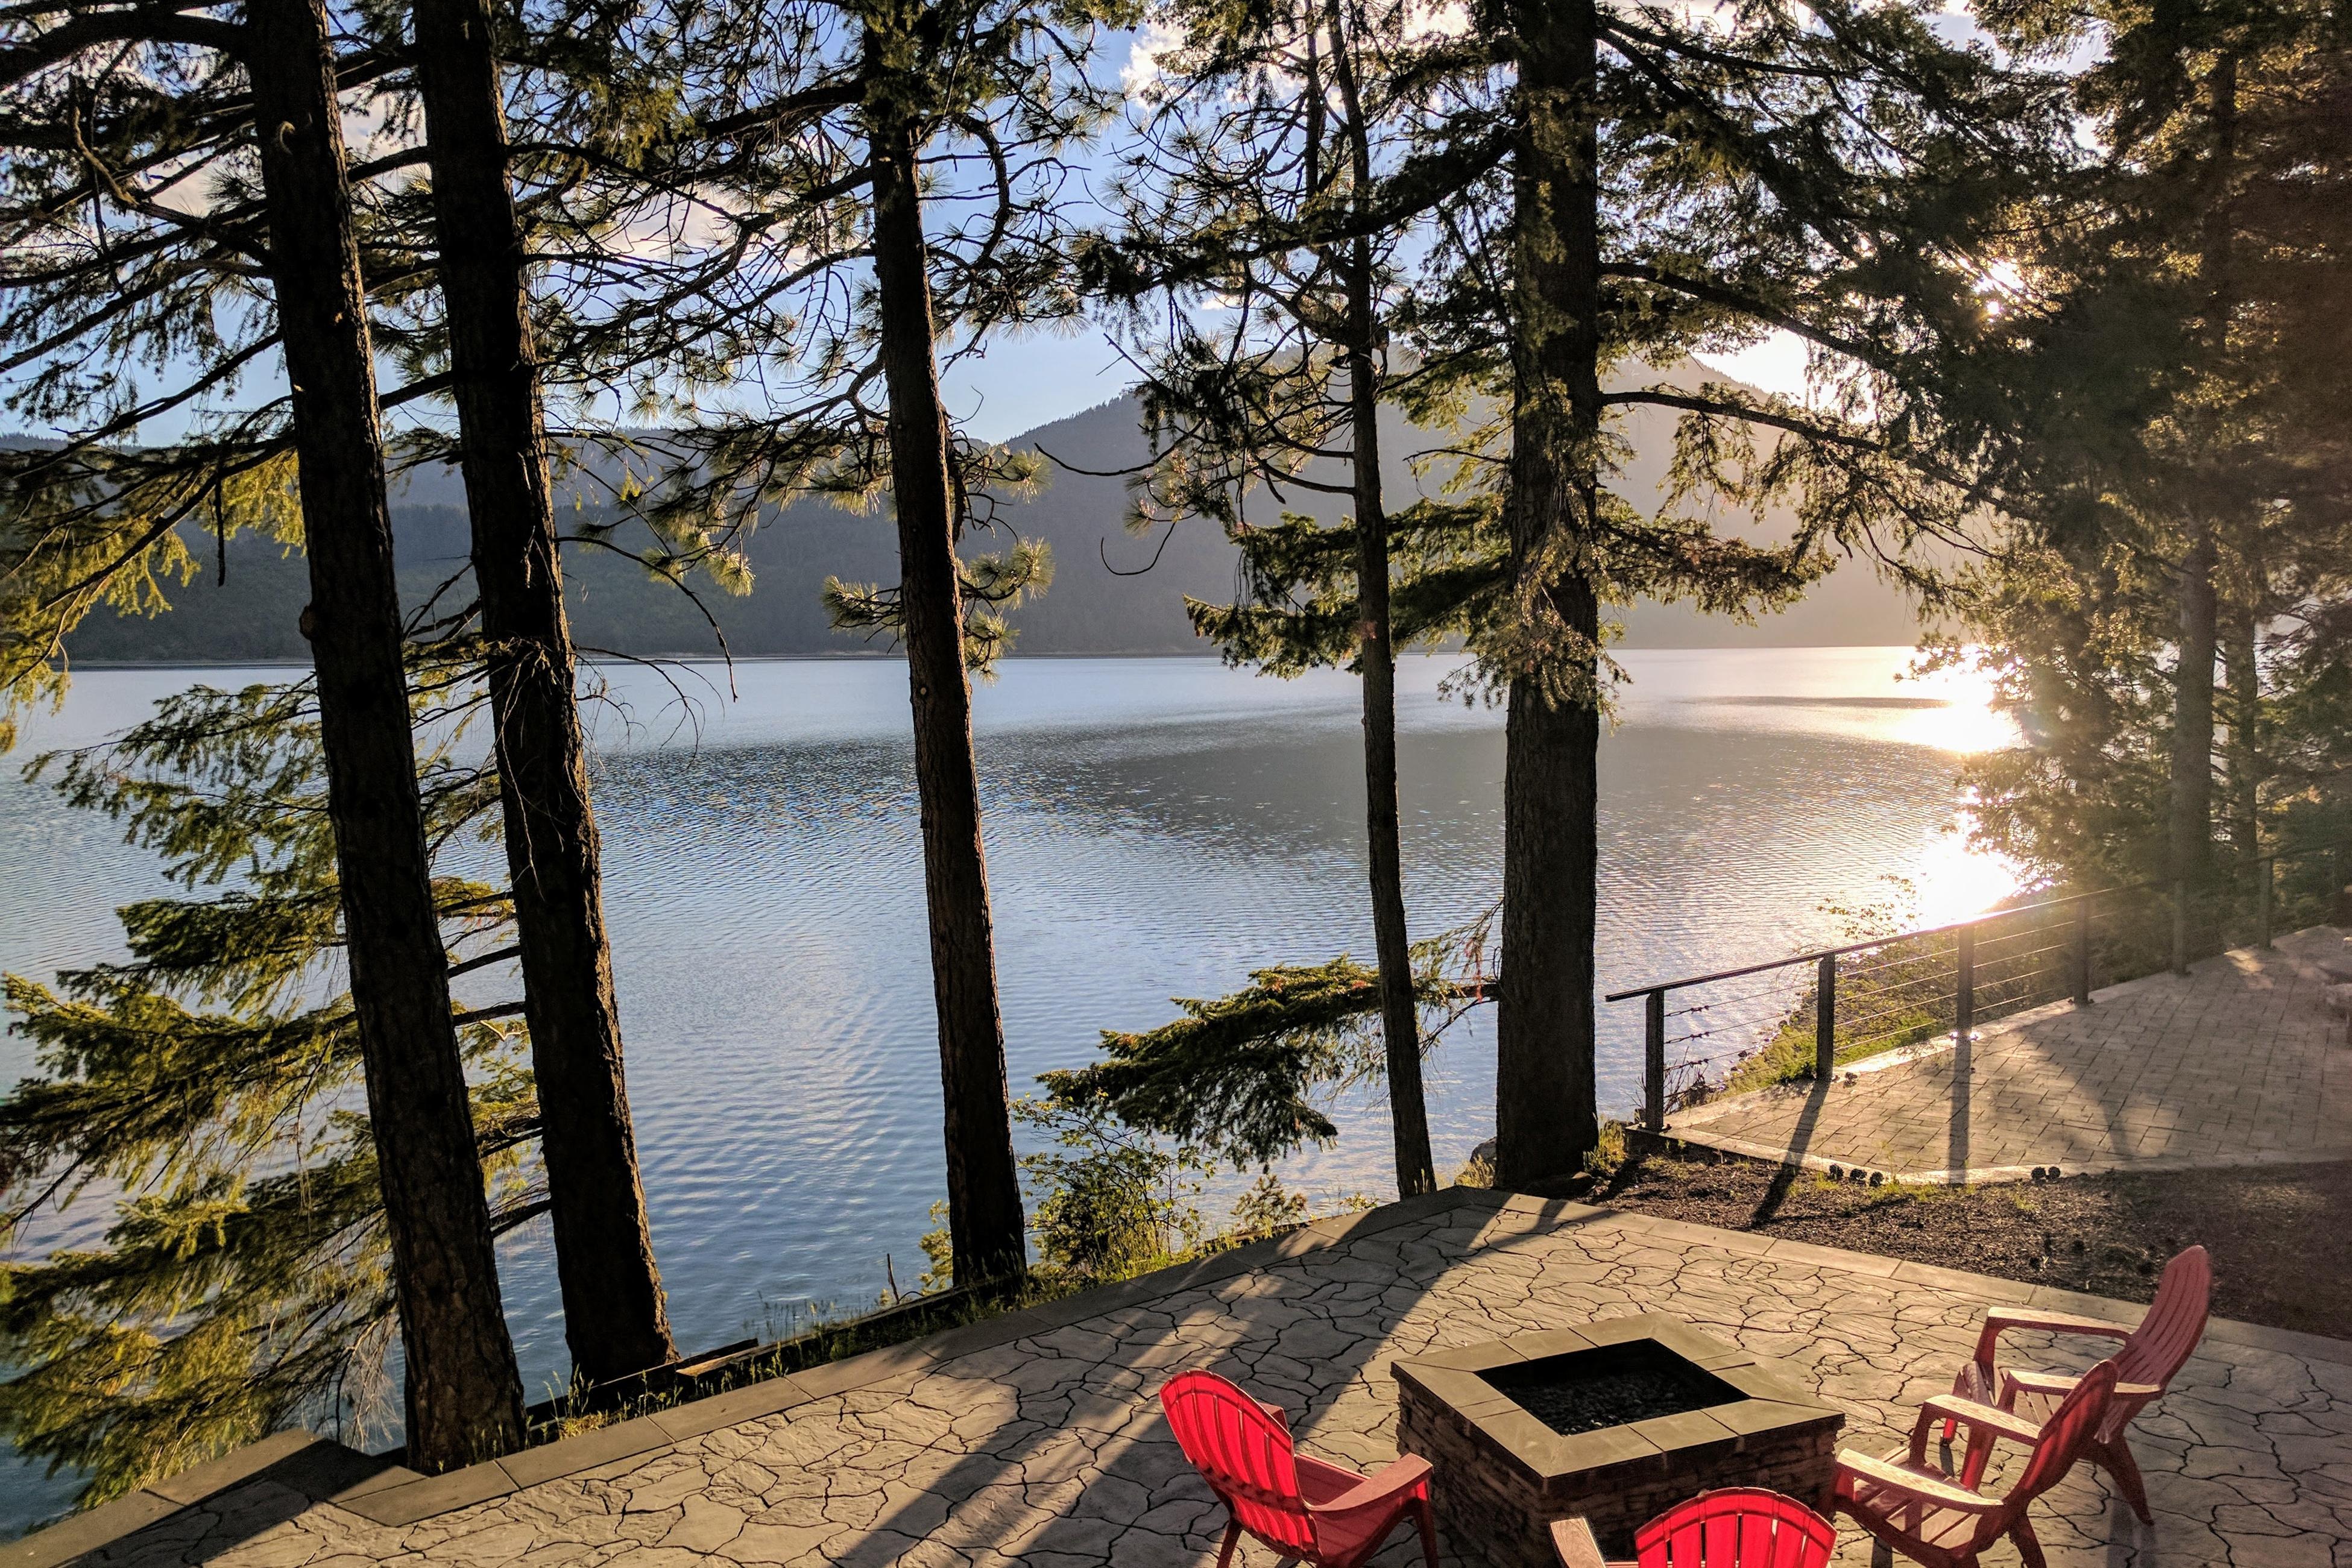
[244,0,525,1469]
[1328,1,1434,1200]
[863,48,1027,1282]
[2222,609,2260,863]
[1343,263,1434,1200]
[411,0,675,1384]
[2169,525,2219,892]
[2171,51,2234,911]
[1493,0,1603,1189]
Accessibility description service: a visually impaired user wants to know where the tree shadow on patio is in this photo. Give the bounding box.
[819,1190,1586,1568]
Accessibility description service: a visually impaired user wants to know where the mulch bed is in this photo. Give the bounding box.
[1575,1152,2352,1341]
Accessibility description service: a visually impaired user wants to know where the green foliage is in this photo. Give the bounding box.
[1225,1171,1313,1240]
[1041,913,1494,1170]
[917,1201,956,1294]
[1945,0,2352,888]
[824,536,1058,675]
[1011,1092,1350,1288]
[0,673,537,1510]
[1182,500,1509,678]
[1015,1095,1203,1280]
[1451,1151,1495,1189]
[1041,958,1386,1166]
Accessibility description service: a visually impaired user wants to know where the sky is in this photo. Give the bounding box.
[929,0,2027,444]
[940,319,1815,445]
[0,7,1894,454]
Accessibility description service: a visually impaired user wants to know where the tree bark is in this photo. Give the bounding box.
[2169,525,2219,893]
[863,45,1027,1282]
[1494,0,1603,1189]
[1344,266,1435,1199]
[1327,4,1433,1199]
[244,0,525,1469]
[2170,50,2234,905]
[411,0,675,1385]
[2222,608,2260,861]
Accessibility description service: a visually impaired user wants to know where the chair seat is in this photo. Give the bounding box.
[1996,1367,2161,1443]
[1841,1451,1994,1566]
[1310,1499,1409,1564]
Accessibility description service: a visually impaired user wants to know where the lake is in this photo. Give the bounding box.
[0,647,2015,1530]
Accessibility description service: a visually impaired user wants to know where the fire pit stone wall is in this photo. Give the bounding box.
[1393,1315,1844,1567]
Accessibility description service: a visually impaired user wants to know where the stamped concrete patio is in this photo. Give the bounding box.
[1666,924,2352,1183]
[23,1186,2352,1568]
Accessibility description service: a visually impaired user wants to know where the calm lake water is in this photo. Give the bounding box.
[0,648,2015,1529]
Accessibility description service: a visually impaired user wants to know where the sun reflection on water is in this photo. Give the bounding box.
[1884,658,2022,755]
[1911,811,2027,927]
[1893,660,2029,924]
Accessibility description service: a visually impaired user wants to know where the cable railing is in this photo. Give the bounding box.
[1606,836,2351,1135]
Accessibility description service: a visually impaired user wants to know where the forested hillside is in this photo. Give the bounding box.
[57,365,1922,666]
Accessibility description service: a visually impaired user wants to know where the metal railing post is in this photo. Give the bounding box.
[2258,855,2274,949]
[2172,879,2190,975]
[1815,954,1837,1080]
[1955,923,1975,1047]
[1643,989,1666,1133]
[2071,893,2093,1006]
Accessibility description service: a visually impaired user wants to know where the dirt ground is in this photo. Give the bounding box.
[1579,1152,2352,1340]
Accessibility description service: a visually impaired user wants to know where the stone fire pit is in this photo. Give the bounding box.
[1393,1314,1843,1566]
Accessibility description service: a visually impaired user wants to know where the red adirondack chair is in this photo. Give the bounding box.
[1550,1488,1838,1567]
[1944,1243,2210,1523]
[1158,1369,1437,1568]
[1835,1359,2118,1568]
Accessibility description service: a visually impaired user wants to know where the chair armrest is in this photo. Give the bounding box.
[1972,1306,2135,1366]
[1916,1394,2046,1449]
[1999,1367,2081,1401]
[1305,1452,1431,1518]
[1838,1449,2005,1514]
[1550,1516,1610,1568]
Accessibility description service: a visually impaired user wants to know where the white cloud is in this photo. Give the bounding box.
[1122,21,1187,95]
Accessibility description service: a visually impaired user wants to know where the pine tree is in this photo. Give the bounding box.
[0,0,528,1465]
[407,0,676,1383]
[1404,0,2068,1183]
[635,0,1137,1282]
[1098,0,1492,1197]
[0,671,541,1503]
[1952,0,2352,905]
[1058,0,2064,1190]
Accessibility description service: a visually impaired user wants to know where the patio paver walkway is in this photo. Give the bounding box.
[1666,924,2352,1182]
[33,1187,2352,1568]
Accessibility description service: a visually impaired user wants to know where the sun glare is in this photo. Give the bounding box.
[1911,810,2026,927]
[1891,657,2019,755]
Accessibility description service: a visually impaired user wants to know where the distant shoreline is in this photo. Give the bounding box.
[58,641,1918,672]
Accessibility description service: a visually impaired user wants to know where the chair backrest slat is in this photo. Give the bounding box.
[1159,1370,1316,1554]
[2115,1245,2213,1393]
[1632,1488,1835,1567]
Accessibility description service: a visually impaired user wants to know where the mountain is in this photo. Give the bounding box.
[55,364,1925,664]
